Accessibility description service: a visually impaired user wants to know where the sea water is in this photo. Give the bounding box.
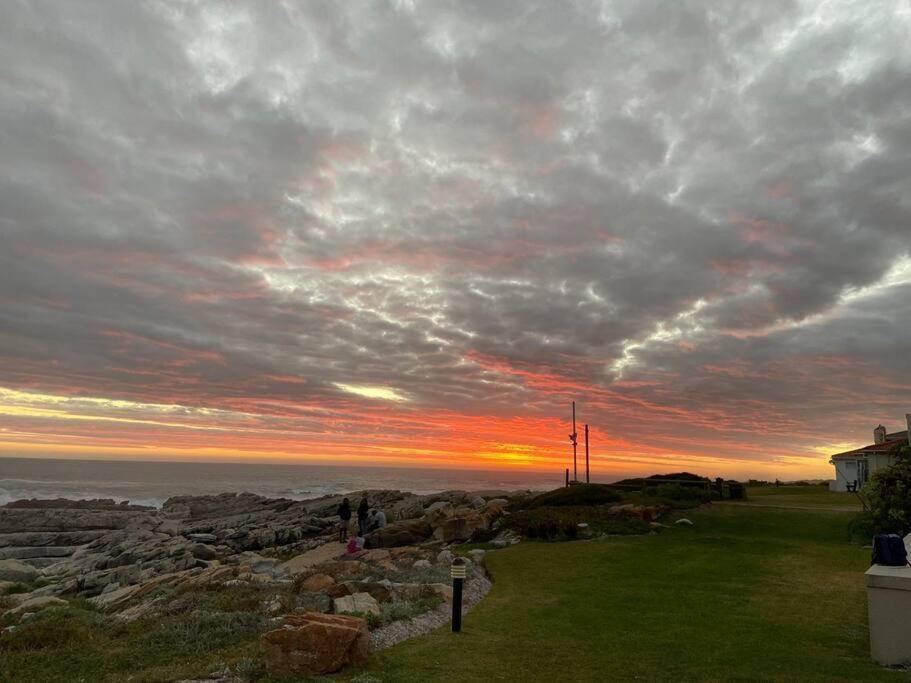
[0,457,558,508]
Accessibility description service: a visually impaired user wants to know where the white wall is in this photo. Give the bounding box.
[831,459,859,492]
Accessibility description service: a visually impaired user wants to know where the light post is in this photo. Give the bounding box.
[451,557,467,632]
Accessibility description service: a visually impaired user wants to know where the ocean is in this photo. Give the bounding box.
[0,457,560,508]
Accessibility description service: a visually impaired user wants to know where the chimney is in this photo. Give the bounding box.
[874,424,887,445]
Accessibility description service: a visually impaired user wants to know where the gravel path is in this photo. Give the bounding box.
[371,572,493,650]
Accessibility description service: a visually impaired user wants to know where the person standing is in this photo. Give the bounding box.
[357,495,369,537]
[337,497,352,543]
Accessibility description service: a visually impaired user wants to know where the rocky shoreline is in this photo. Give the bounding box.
[0,488,524,675]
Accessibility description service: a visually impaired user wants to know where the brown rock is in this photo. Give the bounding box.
[427,505,488,543]
[315,560,368,579]
[262,612,371,675]
[300,573,335,592]
[363,519,433,549]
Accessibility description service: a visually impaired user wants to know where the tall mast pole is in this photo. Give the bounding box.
[572,401,577,482]
[585,424,590,483]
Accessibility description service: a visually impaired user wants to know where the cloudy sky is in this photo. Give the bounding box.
[1,1,910,479]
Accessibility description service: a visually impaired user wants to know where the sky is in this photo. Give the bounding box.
[1,1,910,480]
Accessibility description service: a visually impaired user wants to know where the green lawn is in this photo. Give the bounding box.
[743,485,862,509]
[373,505,889,682]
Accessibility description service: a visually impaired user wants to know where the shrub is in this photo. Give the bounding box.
[524,484,622,509]
[866,445,911,535]
[503,506,650,540]
[234,656,266,682]
[0,607,105,652]
[646,484,713,505]
[139,611,268,657]
[848,511,875,545]
[371,596,444,628]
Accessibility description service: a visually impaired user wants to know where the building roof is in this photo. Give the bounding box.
[831,431,909,460]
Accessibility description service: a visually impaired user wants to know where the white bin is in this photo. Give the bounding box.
[866,564,911,666]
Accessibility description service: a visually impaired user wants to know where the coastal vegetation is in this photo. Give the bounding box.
[0,485,885,681]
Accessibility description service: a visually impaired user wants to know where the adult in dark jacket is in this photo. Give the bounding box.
[337,497,351,543]
[357,496,369,536]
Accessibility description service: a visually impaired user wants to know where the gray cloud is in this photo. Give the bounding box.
[1,0,910,471]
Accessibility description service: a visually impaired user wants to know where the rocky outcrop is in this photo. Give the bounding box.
[426,505,489,543]
[262,612,372,676]
[363,519,433,548]
[0,558,39,583]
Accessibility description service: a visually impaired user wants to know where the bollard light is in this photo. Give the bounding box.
[450,557,467,632]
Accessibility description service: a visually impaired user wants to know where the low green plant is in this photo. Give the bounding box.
[234,656,266,682]
[138,610,268,657]
[502,506,650,541]
[524,484,622,509]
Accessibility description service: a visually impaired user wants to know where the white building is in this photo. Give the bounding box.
[829,415,911,492]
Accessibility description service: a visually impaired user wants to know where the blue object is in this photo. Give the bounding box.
[872,533,909,567]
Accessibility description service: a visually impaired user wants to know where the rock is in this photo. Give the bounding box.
[7,596,67,617]
[191,543,219,561]
[187,533,217,543]
[89,583,142,609]
[364,519,433,549]
[314,560,368,580]
[470,496,487,510]
[115,597,164,622]
[436,549,453,566]
[0,559,39,583]
[280,542,346,576]
[262,612,371,676]
[340,581,392,603]
[491,529,521,547]
[426,504,489,543]
[467,549,486,565]
[299,573,335,592]
[0,580,18,593]
[296,592,333,614]
[674,518,694,526]
[413,559,432,569]
[333,592,380,616]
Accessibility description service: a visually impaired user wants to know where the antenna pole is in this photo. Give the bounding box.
[585,424,590,483]
[572,401,577,482]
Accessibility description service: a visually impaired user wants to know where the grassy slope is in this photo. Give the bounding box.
[744,485,862,509]
[374,505,888,682]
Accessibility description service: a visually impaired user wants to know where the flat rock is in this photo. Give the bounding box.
[0,559,39,583]
[262,612,371,676]
[280,542,345,576]
[8,596,67,617]
[299,573,335,592]
[333,592,380,616]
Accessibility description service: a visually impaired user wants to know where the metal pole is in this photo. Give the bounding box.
[585,424,590,483]
[572,401,577,481]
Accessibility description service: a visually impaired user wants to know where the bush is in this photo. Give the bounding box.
[866,446,911,535]
[848,511,875,545]
[139,611,268,657]
[503,506,650,541]
[524,484,622,509]
[370,596,444,628]
[646,484,713,504]
[0,607,105,652]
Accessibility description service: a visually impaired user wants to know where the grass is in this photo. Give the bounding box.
[371,505,891,682]
[744,485,863,509]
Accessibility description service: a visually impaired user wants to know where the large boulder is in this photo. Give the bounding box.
[262,612,372,676]
[426,506,488,543]
[333,591,380,616]
[299,573,335,593]
[0,559,39,584]
[363,519,432,549]
[7,596,67,617]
